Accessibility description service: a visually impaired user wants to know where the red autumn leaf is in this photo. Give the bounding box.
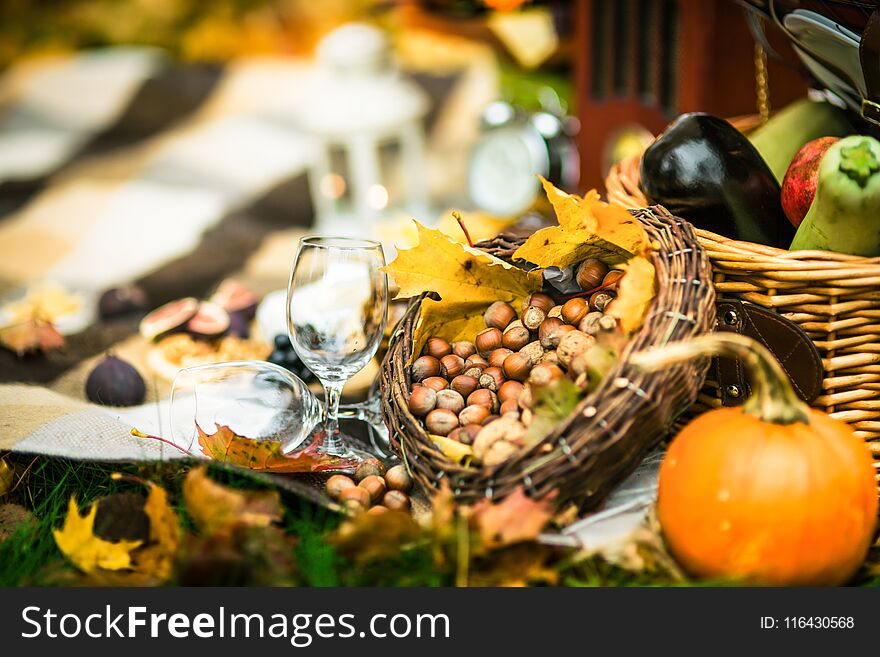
[132,425,356,473]
[0,319,64,355]
[196,424,357,473]
[470,486,556,550]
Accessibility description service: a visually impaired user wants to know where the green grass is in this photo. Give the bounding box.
[1,454,878,587]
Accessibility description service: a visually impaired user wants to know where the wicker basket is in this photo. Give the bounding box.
[380,207,716,509]
[606,154,880,478]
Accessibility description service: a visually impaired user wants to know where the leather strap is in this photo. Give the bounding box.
[860,8,880,126]
[713,299,824,406]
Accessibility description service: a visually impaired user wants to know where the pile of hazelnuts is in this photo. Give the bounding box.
[407,258,623,467]
[325,458,414,515]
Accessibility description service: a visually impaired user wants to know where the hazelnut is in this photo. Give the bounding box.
[475,328,503,357]
[561,298,589,325]
[345,498,367,514]
[355,458,386,482]
[542,322,575,349]
[481,414,501,425]
[502,323,530,350]
[467,388,499,413]
[589,291,615,313]
[340,486,371,509]
[598,315,618,331]
[521,293,554,314]
[408,385,437,417]
[435,389,465,414]
[502,351,533,382]
[540,349,561,367]
[423,337,452,359]
[325,475,356,500]
[529,362,564,387]
[500,399,520,415]
[384,464,412,493]
[447,427,462,442]
[488,348,513,369]
[603,270,625,287]
[383,490,411,512]
[452,341,477,359]
[458,423,482,445]
[557,330,595,367]
[548,305,564,319]
[425,408,459,436]
[519,340,545,364]
[459,404,491,426]
[358,474,387,502]
[449,374,479,398]
[578,311,604,335]
[464,354,488,369]
[484,301,517,330]
[576,258,609,290]
[521,305,546,331]
[440,354,465,378]
[421,376,449,392]
[367,505,390,516]
[498,379,524,403]
[411,355,440,382]
[479,366,505,392]
[464,366,486,379]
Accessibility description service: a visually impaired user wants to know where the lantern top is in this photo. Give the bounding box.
[299,23,429,138]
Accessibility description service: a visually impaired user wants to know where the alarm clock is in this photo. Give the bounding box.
[468,101,579,216]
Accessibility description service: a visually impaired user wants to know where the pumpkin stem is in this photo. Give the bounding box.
[631,334,810,425]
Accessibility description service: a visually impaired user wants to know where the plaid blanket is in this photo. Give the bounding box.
[0,45,493,459]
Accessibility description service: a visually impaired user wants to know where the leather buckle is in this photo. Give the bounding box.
[862,98,880,126]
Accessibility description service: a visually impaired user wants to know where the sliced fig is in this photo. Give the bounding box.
[139,297,199,341]
[209,279,258,319]
[186,301,230,338]
[85,355,146,406]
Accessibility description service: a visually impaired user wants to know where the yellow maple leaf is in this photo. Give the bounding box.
[53,498,142,574]
[607,255,656,334]
[131,483,181,581]
[513,177,649,268]
[383,221,542,359]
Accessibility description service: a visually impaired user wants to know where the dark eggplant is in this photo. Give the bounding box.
[640,113,795,248]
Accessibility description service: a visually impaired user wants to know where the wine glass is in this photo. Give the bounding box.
[169,361,322,455]
[287,236,388,461]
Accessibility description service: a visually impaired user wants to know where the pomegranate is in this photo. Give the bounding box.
[780,136,839,227]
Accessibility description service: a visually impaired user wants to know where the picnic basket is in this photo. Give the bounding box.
[380,206,716,509]
[606,154,880,482]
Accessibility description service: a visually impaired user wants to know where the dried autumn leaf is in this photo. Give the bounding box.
[383,221,542,359]
[513,177,649,268]
[431,433,473,466]
[330,510,421,565]
[183,465,282,535]
[469,543,559,587]
[131,482,181,581]
[0,319,64,356]
[470,486,556,550]
[606,255,656,334]
[53,498,142,574]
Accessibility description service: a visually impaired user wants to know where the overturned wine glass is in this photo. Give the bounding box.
[169,360,391,461]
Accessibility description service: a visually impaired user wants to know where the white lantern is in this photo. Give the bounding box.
[299,24,430,235]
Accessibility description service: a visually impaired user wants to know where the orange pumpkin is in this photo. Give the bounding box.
[633,334,878,586]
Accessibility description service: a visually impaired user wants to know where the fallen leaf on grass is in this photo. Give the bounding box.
[0,503,33,543]
[383,221,541,360]
[0,319,64,355]
[470,486,556,550]
[131,482,181,581]
[513,177,649,268]
[330,510,422,565]
[183,465,282,535]
[53,498,142,574]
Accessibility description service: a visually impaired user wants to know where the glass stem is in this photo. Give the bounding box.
[322,381,344,453]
